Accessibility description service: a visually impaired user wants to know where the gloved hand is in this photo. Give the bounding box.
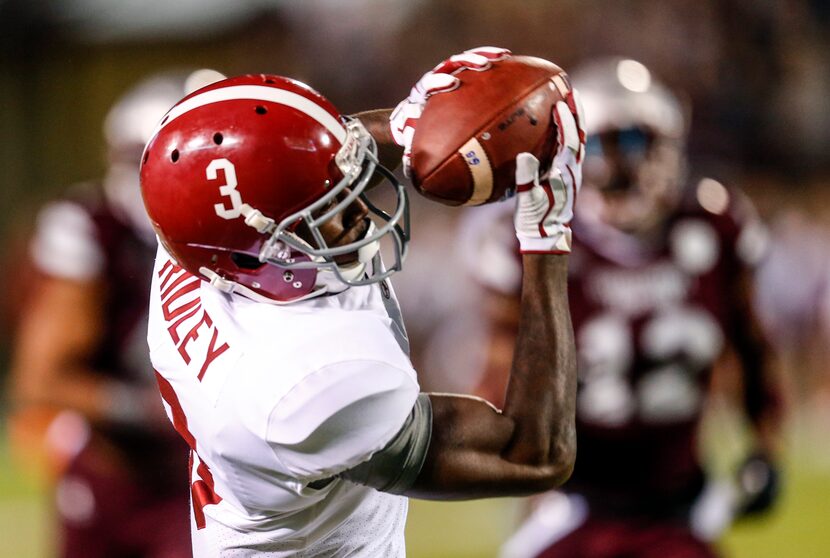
[734,450,781,518]
[513,89,585,254]
[389,46,511,177]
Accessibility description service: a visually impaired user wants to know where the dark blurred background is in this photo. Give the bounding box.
[1,1,828,556]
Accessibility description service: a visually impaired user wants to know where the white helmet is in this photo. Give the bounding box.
[572,57,687,140]
[571,58,688,235]
[102,69,225,240]
[104,69,226,162]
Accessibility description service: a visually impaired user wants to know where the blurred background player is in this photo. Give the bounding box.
[460,58,785,558]
[8,69,223,558]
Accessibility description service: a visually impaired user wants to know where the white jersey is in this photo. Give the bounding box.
[148,244,420,557]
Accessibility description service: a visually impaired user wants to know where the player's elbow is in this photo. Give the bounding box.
[511,427,576,493]
[510,450,575,497]
[548,436,576,487]
[536,432,576,490]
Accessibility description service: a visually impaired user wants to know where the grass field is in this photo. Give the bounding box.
[405,461,830,558]
[2,423,829,558]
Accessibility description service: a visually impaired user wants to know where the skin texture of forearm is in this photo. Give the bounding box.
[501,254,576,470]
[10,277,163,426]
[408,254,576,499]
[14,365,110,420]
[13,364,153,426]
[12,278,106,417]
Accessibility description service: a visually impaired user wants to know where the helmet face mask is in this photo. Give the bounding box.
[140,75,409,304]
[583,126,684,234]
[260,118,409,288]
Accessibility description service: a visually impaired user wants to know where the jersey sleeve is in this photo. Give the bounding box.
[720,187,769,270]
[265,359,420,482]
[30,201,104,281]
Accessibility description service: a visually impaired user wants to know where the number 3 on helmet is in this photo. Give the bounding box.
[140,75,409,304]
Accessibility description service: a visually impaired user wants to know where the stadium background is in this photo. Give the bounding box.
[1,0,829,556]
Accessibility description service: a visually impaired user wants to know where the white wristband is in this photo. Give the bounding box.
[516,228,572,254]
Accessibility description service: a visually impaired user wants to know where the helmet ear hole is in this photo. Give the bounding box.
[231,252,265,270]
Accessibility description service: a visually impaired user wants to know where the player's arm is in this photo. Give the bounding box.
[339,257,574,499]
[412,94,584,497]
[729,266,786,516]
[10,203,163,427]
[732,270,784,454]
[411,253,575,498]
[11,276,159,425]
[343,79,585,499]
[352,109,403,174]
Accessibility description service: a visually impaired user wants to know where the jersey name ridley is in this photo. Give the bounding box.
[158,259,230,380]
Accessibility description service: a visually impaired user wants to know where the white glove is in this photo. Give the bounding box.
[389,46,511,177]
[514,89,585,254]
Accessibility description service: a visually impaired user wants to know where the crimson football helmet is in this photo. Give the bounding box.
[572,58,688,234]
[140,74,409,304]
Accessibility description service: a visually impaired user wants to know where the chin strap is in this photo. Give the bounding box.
[198,267,237,293]
[313,221,381,292]
[357,222,381,263]
[239,203,275,234]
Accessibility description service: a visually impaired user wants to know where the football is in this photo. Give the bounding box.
[410,55,570,206]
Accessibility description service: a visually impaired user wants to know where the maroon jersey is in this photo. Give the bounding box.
[31,182,187,489]
[563,185,766,517]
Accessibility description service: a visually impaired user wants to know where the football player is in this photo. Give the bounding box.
[461,58,785,558]
[10,69,223,558]
[139,47,584,556]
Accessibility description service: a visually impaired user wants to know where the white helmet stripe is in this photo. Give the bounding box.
[149,84,347,144]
